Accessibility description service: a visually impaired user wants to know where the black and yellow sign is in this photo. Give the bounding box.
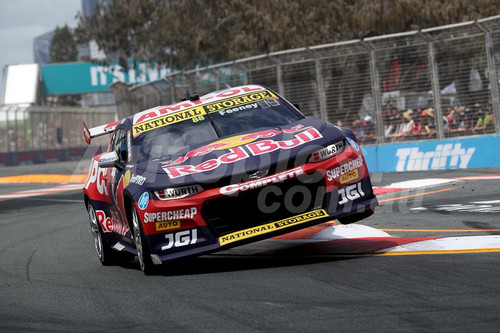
[219,209,328,246]
[132,90,277,137]
[203,90,276,113]
[132,107,206,137]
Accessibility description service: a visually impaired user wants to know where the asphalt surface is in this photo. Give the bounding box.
[1,162,500,332]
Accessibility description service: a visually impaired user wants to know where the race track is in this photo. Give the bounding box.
[1,161,500,332]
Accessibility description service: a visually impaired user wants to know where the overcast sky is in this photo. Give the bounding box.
[0,0,81,103]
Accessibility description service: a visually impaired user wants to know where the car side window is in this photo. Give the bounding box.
[111,128,128,163]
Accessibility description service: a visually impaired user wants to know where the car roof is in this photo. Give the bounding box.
[131,84,269,126]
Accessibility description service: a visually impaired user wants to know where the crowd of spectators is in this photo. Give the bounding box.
[339,102,495,144]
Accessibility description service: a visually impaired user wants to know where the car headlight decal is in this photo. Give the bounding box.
[154,184,203,200]
[308,140,345,163]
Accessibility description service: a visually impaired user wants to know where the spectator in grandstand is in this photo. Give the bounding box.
[447,110,468,136]
[352,119,365,141]
[387,109,414,141]
[361,115,377,144]
[472,107,495,134]
[470,103,483,127]
[384,116,397,139]
[420,107,437,138]
[411,112,423,138]
[443,107,454,132]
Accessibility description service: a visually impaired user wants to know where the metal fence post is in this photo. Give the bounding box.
[233,61,248,85]
[306,48,328,121]
[361,41,384,144]
[476,21,500,135]
[268,55,284,95]
[210,67,221,91]
[419,31,444,140]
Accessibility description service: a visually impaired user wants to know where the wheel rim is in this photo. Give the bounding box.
[132,208,145,271]
[88,205,103,260]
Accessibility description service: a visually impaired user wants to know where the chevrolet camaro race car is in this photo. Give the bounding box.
[83,84,378,274]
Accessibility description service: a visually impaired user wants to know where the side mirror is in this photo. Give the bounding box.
[98,151,119,168]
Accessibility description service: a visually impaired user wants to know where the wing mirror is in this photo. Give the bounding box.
[97,151,119,168]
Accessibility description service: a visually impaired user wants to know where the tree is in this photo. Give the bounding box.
[75,0,500,69]
[48,25,80,106]
[49,24,78,63]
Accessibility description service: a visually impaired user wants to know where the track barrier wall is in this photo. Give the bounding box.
[362,134,500,173]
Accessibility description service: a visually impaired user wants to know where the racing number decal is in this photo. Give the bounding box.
[192,115,205,123]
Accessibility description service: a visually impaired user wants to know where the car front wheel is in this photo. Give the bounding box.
[131,206,158,275]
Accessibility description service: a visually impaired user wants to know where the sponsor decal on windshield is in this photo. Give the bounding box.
[133,85,265,124]
[163,127,323,179]
[161,125,307,167]
[218,209,327,246]
[132,89,277,137]
[203,90,276,113]
[133,107,205,137]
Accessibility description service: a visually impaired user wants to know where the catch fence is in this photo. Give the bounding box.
[113,15,500,145]
[0,105,116,153]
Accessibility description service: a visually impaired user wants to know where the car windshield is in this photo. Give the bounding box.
[133,96,302,163]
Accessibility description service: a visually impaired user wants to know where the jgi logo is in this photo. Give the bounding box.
[338,182,365,205]
[162,229,198,251]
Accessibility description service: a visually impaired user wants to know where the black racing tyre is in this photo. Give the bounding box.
[338,208,375,224]
[88,203,134,265]
[131,206,158,275]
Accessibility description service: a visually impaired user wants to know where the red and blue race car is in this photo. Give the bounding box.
[83,84,378,274]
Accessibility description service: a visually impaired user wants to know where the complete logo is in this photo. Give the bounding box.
[138,192,150,210]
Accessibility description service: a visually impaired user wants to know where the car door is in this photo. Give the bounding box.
[106,126,131,237]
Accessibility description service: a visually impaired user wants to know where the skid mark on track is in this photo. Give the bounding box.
[25,249,37,283]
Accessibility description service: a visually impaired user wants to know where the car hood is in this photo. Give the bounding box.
[135,117,345,188]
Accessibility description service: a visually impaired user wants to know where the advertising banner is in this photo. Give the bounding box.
[362,135,500,173]
[40,61,170,95]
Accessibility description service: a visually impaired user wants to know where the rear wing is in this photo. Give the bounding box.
[83,120,119,145]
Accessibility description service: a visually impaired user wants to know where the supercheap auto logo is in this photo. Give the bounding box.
[132,90,276,137]
[219,209,328,246]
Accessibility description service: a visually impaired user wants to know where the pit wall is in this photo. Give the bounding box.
[362,134,500,173]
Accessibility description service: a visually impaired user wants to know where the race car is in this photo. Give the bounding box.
[83,84,378,274]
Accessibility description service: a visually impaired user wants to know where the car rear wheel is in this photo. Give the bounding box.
[131,206,158,275]
[88,203,134,265]
[88,203,114,265]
